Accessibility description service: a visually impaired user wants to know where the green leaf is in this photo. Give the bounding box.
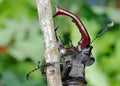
[86,65,109,86]
[107,8,120,24]
[2,70,21,86]
[91,5,106,15]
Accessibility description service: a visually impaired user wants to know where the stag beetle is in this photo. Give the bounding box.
[26,5,114,86]
[53,5,95,85]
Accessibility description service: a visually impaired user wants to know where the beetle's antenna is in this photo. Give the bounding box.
[91,22,114,44]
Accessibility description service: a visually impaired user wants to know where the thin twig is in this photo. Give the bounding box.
[36,0,62,86]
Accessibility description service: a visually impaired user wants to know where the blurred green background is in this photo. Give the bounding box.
[0,0,120,86]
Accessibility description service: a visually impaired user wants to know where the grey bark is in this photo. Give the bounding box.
[36,0,62,86]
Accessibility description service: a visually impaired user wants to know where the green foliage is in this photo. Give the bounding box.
[0,0,120,86]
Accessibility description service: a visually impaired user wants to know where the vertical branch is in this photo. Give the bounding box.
[36,0,62,86]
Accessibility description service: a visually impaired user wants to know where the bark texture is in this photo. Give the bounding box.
[36,0,62,86]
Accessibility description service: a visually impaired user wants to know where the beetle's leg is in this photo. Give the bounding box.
[54,26,59,41]
[26,61,47,79]
[26,66,40,80]
[57,36,75,56]
[61,61,72,82]
[39,61,66,76]
[26,61,66,80]
[54,26,64,45]
[26,62,41,80]
[38,61,46,76]
[54,26,73,54]
[69,38,73,47]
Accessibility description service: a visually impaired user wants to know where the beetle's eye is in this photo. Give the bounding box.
[83,46,92,56]
[83,51,89,56]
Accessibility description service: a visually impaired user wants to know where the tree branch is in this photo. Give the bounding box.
[36,0,62,86]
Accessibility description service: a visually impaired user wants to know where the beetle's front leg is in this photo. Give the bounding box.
[61,61,72,81]
[40,61,67,76]
[26,61,66,79]
[26,61,50,79]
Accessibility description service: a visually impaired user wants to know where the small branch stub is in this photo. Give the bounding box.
[36,0,62,86]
